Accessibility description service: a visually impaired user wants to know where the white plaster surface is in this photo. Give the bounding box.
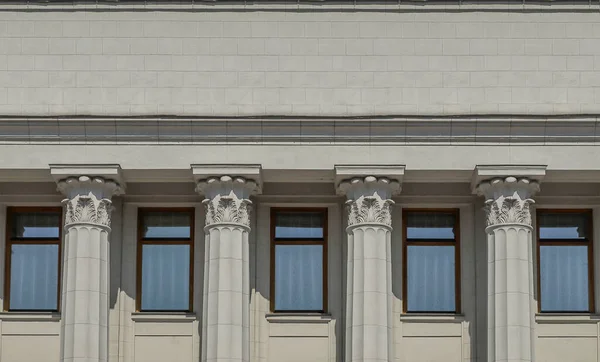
[0,9,600,116]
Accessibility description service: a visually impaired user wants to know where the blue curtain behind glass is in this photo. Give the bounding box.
[275,245,323,311]
[540,245,588,311]
[407,245,455,312]
[141,244,190,311]
[10,244,58,310]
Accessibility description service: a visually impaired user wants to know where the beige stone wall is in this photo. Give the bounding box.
[0,5,599,116]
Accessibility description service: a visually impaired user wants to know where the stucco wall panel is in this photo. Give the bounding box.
[133,335,194,362]
[1,334,60,362]
[402,322,463,337]
[134,321,195,336]
[268,336,330,362]
[537,323,598,337]
[269,322,329,338]
[0,320,61,362]
[1,320,60,335]
[400,337,463,362]
[537,337,598,362]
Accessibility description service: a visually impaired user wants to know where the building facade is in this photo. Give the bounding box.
[0,1,600,362]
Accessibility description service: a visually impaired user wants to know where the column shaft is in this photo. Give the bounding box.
[338,174,400,362]
[202,225,250,362]
[56,175,122,362]
[346,225,393,362]
[476,175,540,362]
[61,225,110,362]
[487,225,534,362]
[196,175,258,362]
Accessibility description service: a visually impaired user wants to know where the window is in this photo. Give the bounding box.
[137,208,194,312]
[4,207,62,311]
[537,210,594,313]
[403,209,460,313]
[271,208,327,312]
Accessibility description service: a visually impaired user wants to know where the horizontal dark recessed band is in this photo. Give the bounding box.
[0,116,599,144]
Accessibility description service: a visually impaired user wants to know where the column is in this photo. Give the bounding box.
[475,175,541,362]
[57,175,123,362]
[337,168,403,362]
[196,175,259,362]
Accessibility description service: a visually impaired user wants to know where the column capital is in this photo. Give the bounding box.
[51,165,124,228]
[335,165,405,229]
[192,165,262,228]
[472,165,546,228]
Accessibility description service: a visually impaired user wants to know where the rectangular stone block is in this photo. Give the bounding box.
[1,335,60,362]
[134,336,193,362]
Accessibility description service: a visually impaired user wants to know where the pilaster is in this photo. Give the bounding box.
[336,165,404,362]
[193,165,261,362]
[472,165,546,362]
[51,165,125,362]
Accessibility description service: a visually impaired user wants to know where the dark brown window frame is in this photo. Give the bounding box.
[4,206,63,312]
[270,207,328,313]
[136,207,195,312]
[536,209,595,313]
[402,208,461,314]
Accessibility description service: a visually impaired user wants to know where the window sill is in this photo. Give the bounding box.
[131,312,197,322]
[400,313,465,323]
[0,311,61,321]
[536,313,600,324]
[266,313,333,323]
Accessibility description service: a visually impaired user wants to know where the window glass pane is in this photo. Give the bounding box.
[11,211,60,239]
[142,212,191,239]
[540,245,589,312]
[406,212,456,240]
[407,245,455,312]
[141,244,190,311]
[275,212,324,239]
[275,245,323,311]
[10,244,59,310]
[539,213,589,240]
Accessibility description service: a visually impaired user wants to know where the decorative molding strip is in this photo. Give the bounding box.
[2,117,599,145]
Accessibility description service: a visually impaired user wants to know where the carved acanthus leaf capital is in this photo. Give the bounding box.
[196,175,258,228]
[346,196,395,227]
[338,176,399,228]
[476,176,540,227]
[57,176,123,228]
